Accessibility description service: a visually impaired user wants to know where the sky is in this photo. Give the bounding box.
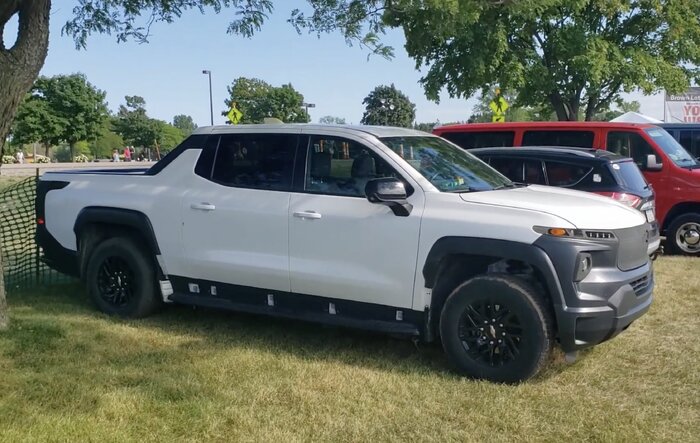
[3,2,665,127]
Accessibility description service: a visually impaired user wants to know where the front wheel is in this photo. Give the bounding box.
[439,274,554,383]
[666,213,700,256]
[85,236,161,318]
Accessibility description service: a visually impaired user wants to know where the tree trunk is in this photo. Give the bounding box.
[0,0,52,330]
[69,141,75,160]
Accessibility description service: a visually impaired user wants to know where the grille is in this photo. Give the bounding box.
[614,225,650,271]
[630,275,650,296]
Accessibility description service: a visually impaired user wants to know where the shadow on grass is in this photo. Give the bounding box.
[4,283,575,391]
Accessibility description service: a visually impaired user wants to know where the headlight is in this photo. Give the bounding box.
[533,226,616,240]
[574,253,592,282]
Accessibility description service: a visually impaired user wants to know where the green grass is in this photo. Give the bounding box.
[1,257,698,441]
[0,176,23,191]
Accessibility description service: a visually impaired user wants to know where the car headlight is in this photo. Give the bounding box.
[533,226,616,240]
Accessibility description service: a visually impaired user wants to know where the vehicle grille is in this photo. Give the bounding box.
[630,275,650,296]
[615,225,650,271]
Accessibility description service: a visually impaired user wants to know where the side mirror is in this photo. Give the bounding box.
[646,154,662,171]
[365,178,413,217]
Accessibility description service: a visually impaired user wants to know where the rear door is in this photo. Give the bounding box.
[288,132,424,309]
[179,131,299,291]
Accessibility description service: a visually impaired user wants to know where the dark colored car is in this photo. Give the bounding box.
[471,146,661,255]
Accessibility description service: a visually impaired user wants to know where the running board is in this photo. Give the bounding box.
[169,293,420,336]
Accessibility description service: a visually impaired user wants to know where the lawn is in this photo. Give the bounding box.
[0,257,698,441]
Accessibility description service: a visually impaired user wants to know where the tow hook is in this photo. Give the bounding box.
[564,351,578,364]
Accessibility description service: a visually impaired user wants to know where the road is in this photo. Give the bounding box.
[0,161,157,177]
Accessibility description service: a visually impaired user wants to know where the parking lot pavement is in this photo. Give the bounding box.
[0,161,157,176]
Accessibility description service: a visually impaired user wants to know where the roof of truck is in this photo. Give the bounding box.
[192,124,430,138]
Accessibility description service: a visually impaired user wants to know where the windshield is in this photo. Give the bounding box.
[645,128,699,168]
[380,136,513,192]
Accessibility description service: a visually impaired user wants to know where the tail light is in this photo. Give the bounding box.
[595,192,642,208]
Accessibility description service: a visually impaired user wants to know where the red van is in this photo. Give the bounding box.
[433,122,700,256]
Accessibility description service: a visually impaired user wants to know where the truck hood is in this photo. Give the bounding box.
[460,185,645,230]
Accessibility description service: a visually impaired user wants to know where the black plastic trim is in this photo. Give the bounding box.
[73,207,161,255]
[35,179,79,277]
[169,276,423,336]
[147,134,209,175]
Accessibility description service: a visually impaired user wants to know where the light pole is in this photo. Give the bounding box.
[302,102,316,120]
[202,70,213,126]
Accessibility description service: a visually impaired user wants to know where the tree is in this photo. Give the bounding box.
[223,77,309,123]
[90,119,125,159]
[319,115,347,125]
[10,92,65,156]
[173,114,197,136]
[41,74,108,157]
[158,121,186,154]
[114,96,162,156]
[291,1,700,121]
[361,84,415,127]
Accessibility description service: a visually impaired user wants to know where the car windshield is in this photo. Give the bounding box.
[645,128,700,168]
[379,136,513,192]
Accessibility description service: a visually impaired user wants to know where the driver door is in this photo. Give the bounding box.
[288,134,424,309]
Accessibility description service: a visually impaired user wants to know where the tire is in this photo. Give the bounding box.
[85,236,161,318]
[439,274,554,383]
[666,213,700,256]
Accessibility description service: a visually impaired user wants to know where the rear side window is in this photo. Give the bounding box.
[544,161,592,187]
[211,133,297,190]
[442,131,515,149]
[522,131,595,148]
[606,131,657,169]
[611,161,648,192]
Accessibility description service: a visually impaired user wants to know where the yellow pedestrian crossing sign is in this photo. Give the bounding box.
[227,102,243,125]
[489,95,509,123]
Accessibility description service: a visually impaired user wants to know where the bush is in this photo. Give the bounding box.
[74,154,90,163]
[2,155,17,164]
[34,155,50,164]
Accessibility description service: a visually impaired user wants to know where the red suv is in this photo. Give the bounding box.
[433,122,700,256]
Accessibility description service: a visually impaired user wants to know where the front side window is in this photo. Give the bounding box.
[380,136,512,192]
[522,130,595,148]
[607,131,657,169]
[305,136,400,197]
[488,157,524,182]
[211,133,297,190]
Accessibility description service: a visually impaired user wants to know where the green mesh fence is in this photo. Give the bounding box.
[1,176,74,292]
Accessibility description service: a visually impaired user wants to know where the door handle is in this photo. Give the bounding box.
[293,211,322,220]
[191,202,216,211]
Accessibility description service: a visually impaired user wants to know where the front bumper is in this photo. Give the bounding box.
[534,231,654,353]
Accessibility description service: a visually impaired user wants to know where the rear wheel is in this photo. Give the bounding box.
[85,236,161,318]
[667,213,700,256]
[439,274,553,383]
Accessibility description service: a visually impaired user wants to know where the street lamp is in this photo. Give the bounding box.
[302,102,316,119]
[202,70,213,126]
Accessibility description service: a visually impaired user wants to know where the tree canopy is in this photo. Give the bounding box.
[10,73,108,157]
[361,84,416,127]
[223,77,310,124]
[291,0,700,121]
[113,95,185,157]
[173,114,197,136]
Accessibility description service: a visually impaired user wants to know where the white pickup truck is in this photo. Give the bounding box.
[36,124,654,382]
